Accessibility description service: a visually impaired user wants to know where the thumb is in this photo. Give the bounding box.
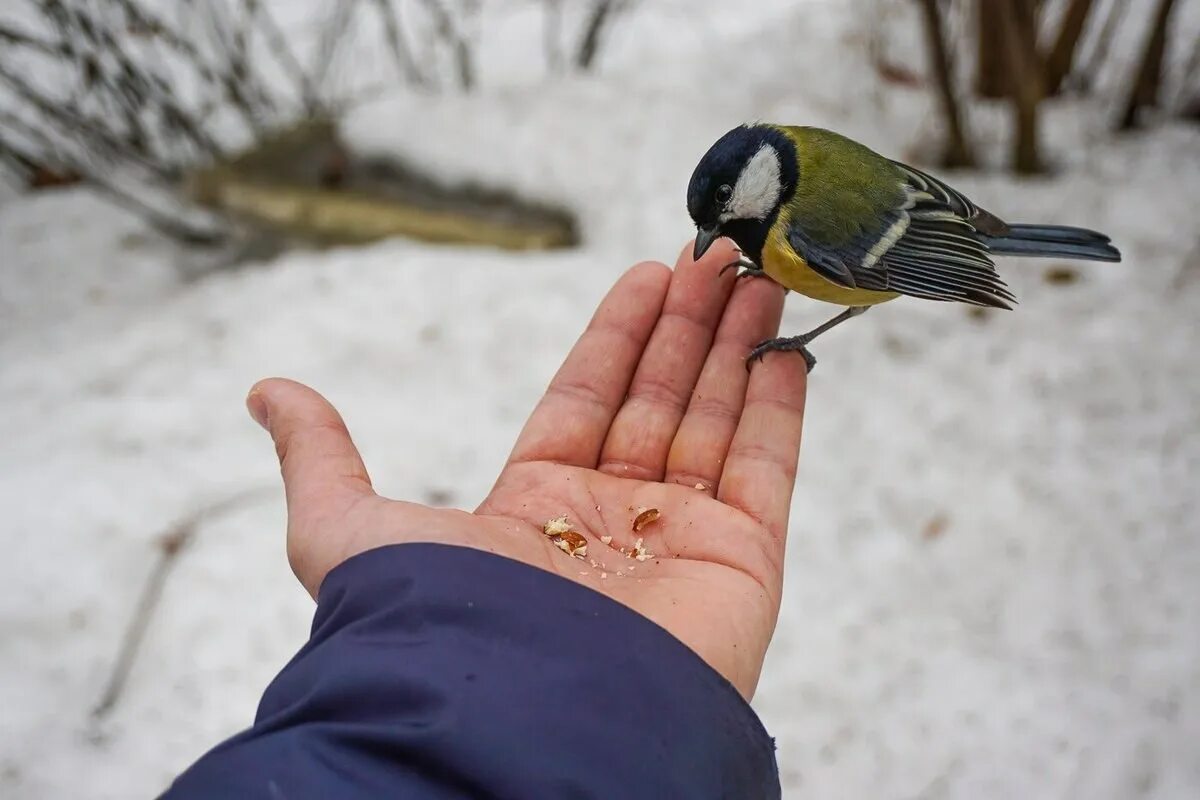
[247,378,374,586]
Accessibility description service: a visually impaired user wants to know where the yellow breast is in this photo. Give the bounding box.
[761,223,899,306]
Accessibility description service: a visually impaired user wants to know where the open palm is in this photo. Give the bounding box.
[248,241,807,699]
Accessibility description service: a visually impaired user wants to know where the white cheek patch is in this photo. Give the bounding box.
[723,143,782,222]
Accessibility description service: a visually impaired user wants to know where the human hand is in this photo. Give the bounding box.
[246,241,807,699]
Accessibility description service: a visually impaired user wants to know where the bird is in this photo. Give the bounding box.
[687,124,1121,372]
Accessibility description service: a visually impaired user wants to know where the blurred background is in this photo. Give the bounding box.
[2,0,1198,796]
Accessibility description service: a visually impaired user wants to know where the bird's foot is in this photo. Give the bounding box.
[746,336,816,373]
[719,255,767,280]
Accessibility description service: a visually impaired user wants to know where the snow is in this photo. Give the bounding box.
[3,1,1200,797]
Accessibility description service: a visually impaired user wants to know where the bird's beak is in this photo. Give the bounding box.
[693,226,720,261]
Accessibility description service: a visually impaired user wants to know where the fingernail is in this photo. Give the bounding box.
[246,390,270,431]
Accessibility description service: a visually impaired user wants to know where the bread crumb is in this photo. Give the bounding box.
[600,572,608,580]
[694,482,706,491]
[600,535,613,545]
[632,507,661,532]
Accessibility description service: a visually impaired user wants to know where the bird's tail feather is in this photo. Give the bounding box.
[981,224,1121,262]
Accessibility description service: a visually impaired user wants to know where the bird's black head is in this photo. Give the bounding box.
[687,125,797,263]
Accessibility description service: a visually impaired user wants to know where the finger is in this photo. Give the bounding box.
[247,378,374,586]
[507,261,671,468]
[665,276,786,494]
[716,354,807,542]
[597,239,739,481]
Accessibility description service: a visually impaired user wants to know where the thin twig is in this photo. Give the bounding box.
[91,489,272,719]
[312,0,358,95]
[916,0,977,167]
[0,21,65,55]
[0,62,173,178]
[0,130,45,183]
[371,0,426,87]
[246,0,323,113]
[542,0,565,73]
[576,0,630,71]
[1074,0,1126,91]
[417,0,475,90]
[102,0,222,88]
[1117,0,1179,129]
[228,0,267,135]
[33,1,224,165]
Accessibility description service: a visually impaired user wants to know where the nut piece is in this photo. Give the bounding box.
[552,530,588,559]
[632,507,661,532]
[543,515,587,559]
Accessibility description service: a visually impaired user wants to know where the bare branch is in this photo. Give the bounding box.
[1118,0,1180,129]
[576,0,630,72]
[91,489,270,719]
[997,0,1046,173]
[1043,0,1096,94]
[246,0,323,114]
[312,0,358,94]
[417,0,475,90]
[916,0,976,168]
[0,62,173,178]
[543,0,566,73]
[371,0,426,87]
[975,0,1008,98]
[1075,0,1127,91]
[0,21,65,55]
[0,109,228,246]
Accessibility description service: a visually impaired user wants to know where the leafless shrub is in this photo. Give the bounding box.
[542,0,639,74]
[1,0,637,248]
[908,0,1194,174]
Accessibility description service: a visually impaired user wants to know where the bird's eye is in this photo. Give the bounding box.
[715,184,733,204]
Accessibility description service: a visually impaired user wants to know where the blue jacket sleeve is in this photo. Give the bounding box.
[163,543,780,799]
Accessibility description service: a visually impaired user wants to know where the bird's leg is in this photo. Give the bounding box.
[747,306,870,373]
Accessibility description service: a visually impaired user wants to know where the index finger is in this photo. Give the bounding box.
[506,261,671,468]
[716,355,807,541]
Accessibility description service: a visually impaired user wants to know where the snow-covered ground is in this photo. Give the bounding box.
[2,1,1199,797]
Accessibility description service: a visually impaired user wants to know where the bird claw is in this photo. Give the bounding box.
[745,337,817,374]
[719,255,768,280]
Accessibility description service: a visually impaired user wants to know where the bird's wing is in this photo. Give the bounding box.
[786,163,1015,308]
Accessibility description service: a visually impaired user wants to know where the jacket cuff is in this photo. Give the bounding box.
[175,543,780,799]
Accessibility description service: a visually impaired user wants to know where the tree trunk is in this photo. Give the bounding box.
[917,0,976,167]
[1012,0,1042,44]
[997,0,1045,173]
[975,0,1008,98]
[1119,0,1180,129]
[1043,0,1096,95]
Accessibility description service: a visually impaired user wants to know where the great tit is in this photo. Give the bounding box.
[687,124,1120,371]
